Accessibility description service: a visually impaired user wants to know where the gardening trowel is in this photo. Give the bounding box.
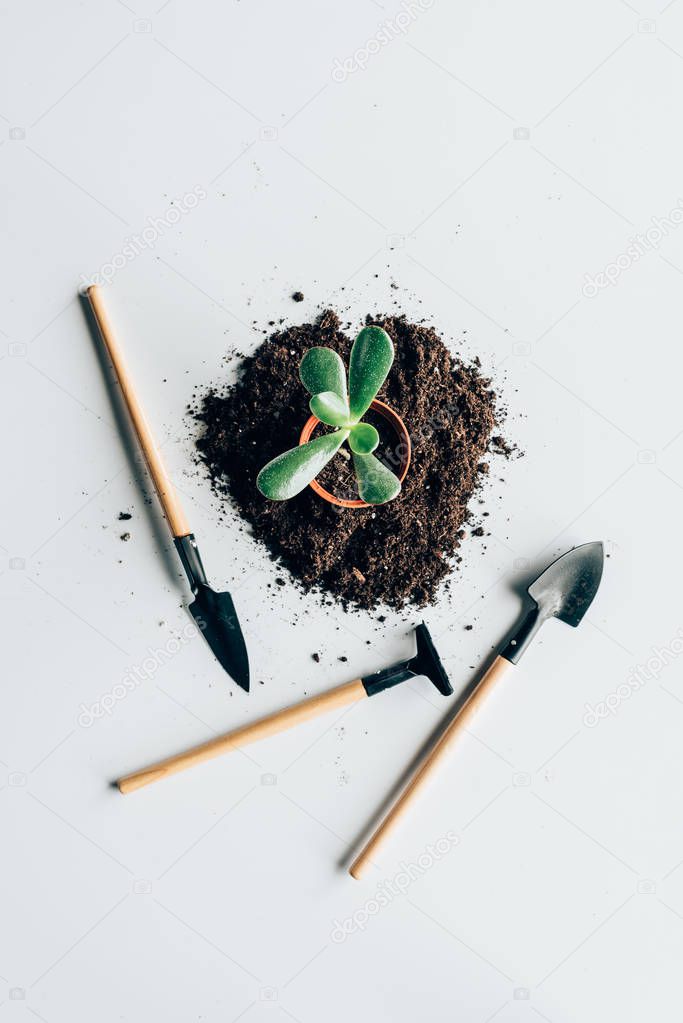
[86,285,250,692]
[349,542,605,878]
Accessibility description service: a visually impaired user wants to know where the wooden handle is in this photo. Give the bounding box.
[349,655,511,879]
[118,677,366,794]
[87,285,190,538]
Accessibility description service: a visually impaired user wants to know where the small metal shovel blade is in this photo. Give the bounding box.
[189,585,250,692]
[175,535,250,692]
[501,542,604,663]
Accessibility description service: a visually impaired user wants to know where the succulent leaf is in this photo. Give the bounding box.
[258,330,402,506]
[352,452,401,505]
[257,430,349,501]
[348,326,394,422]
[310,391,351,427]
[348,422,379,455]
[300,347,348,404]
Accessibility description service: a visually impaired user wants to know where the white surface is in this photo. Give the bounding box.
[1,1,683,1020]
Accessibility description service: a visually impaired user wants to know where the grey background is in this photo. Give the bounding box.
[2,1,683,1020]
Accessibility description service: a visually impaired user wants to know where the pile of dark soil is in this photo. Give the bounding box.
[195,310,505,610]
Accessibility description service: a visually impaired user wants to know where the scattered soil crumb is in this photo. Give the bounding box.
[491,435,520,458]
[120,532,131,542]
[292,291,304,302]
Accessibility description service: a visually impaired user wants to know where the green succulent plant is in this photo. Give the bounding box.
[257,326,402,505]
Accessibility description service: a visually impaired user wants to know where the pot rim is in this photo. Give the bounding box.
[298,398,411,509]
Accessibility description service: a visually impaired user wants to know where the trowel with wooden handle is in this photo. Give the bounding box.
[87,285,250,692]
[349,542,605,878]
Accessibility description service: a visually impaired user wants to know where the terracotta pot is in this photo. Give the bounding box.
[298,398,411,509]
